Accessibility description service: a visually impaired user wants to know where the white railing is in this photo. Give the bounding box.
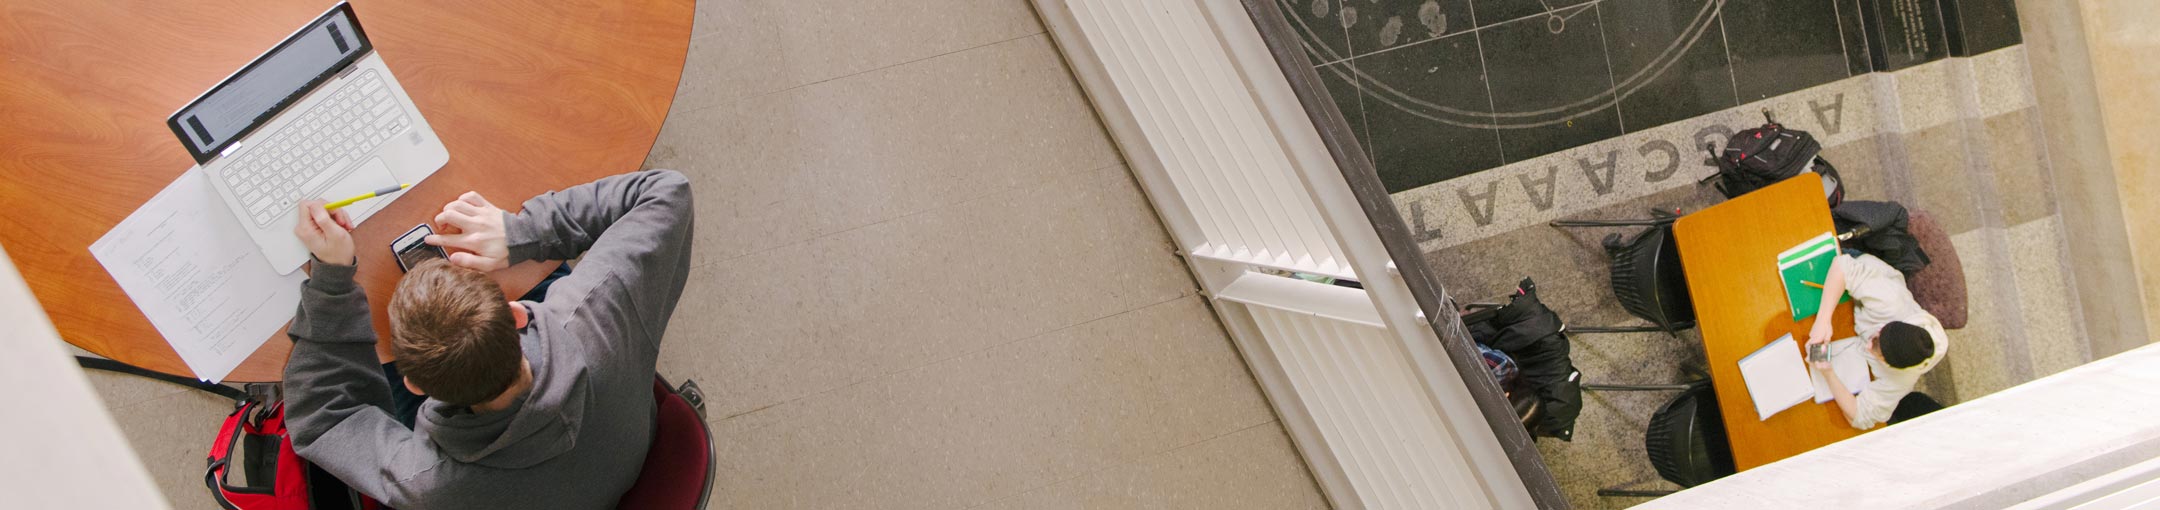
[1220,275,1492,508]
[1059,0,1350,280]
[1032,0,1538,508]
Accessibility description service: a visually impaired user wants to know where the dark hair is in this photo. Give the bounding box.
[389,259,521,406]
[1878,321,1935,369]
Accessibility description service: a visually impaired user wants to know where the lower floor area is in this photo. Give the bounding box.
[1392,47,2092,508]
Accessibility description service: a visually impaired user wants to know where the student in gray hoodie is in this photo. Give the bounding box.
[284,170,693,508]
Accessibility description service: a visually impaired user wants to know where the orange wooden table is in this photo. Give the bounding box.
[0,0,692,381]
[1674,177,1862,470]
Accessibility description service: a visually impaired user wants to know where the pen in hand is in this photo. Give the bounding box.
[322,183,412,211]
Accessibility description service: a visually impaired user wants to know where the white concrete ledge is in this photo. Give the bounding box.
[2009,455,2160,509]
[1649,342,2160,509]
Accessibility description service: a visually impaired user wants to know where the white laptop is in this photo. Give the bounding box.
[167,2,448,274]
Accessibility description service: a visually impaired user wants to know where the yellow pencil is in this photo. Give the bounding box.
[1802,280,1825,289]
[322,184,411,211]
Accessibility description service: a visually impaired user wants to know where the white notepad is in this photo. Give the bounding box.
[1738,335,1814,421]
[1810,337,1872,403]
[90,169,303,383]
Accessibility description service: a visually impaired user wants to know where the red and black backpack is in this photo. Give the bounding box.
[208,398,384,510]
[76,357,383,510]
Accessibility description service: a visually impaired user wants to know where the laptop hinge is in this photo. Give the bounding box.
[215,141,246,162]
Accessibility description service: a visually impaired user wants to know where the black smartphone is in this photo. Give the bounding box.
[393,224,447,272]
[1808,342,1830,363]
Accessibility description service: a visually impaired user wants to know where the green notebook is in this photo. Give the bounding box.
[1778,232,1849,320]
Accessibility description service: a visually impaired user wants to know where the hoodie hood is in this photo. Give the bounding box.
[415,326,588,469]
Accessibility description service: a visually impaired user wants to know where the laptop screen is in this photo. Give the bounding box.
[167,3,371,164]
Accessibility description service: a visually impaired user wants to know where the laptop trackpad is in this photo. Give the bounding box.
[319,158,400,224]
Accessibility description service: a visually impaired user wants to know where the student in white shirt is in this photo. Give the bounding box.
[1806,252,1949,430]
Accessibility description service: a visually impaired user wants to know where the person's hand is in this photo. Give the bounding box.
[1812,359,1833,372]
[1806,317,1834,348]
[427,191,510,271]
[294,200,355,266]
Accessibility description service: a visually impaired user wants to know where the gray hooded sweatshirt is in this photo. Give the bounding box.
[283,170,694,509]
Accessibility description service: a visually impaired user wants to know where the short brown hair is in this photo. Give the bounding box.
[389,259,521,406]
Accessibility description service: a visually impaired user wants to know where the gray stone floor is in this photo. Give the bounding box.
[88,1,1328,508]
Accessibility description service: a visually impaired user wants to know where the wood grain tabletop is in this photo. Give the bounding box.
[1674,177,1865,470]
[0,0,693,381]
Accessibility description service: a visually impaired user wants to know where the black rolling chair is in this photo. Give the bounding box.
[1587,379,1736,498]
[1550,210,1697,336]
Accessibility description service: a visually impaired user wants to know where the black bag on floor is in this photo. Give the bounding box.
[1833,200,1931,277]
[1463,278,1581,441]
[1707,115,1845,207]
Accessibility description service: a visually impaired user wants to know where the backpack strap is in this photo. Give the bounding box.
[75,356,248,402]
[204,401,251,510]
[205,460,242,510]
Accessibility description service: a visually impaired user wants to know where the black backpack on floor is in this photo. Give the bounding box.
[1706,114,1845,207]
[1833,200,1930,276]
[1463,278,1582,441]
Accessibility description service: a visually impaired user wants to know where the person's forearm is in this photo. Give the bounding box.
[282,262,395,447]
[1823,366,1861,421]
[501,170,695,355]
[1815,256,1848,321]
[502,170,693,264]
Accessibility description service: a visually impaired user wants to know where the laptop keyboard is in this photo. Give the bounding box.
[220,69,412,227]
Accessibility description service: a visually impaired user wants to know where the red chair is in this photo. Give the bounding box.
[617,377,715,509]
[1904,210,1967,329]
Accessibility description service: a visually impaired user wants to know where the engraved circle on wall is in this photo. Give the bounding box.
[1290,0,1726,130]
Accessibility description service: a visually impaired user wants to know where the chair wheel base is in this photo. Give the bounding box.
[677,379,707,419]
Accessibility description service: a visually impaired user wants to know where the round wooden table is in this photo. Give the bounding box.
[0,0,693,381]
